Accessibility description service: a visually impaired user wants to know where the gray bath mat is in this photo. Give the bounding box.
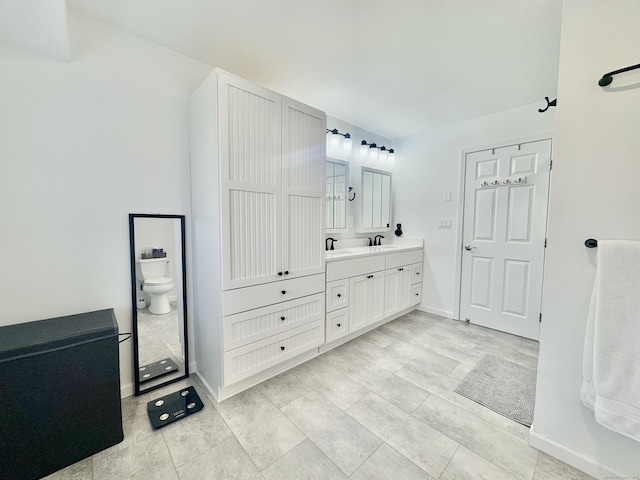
[455,354,536,426]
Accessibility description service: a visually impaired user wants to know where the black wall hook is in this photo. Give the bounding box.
[348,186,356,202]
[538,96,557,113]
[585,238,598,248]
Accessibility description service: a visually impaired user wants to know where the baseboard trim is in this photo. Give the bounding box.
[121,382,134,398]
[529,425,622,479]
[416,304,454,319]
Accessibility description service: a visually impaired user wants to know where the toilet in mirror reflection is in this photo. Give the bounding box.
[136,257,174,314]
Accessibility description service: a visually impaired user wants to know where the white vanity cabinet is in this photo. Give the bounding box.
[190,69,327,400]
[324,248,424,348]
[384,250,424,317]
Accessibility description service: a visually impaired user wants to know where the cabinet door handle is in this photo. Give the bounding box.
[337,323,341,327]
[337,293,342,298]
[398,268,404,271]
[281,290,286,295]
[367,275,373,279]
[280,316,285,321]
[280,346,285,351]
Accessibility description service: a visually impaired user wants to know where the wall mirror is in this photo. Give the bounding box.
[129,214,189,395]
[326,158,348,231]
[356,166,392,232]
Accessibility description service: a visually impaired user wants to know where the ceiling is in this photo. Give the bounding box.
[67,0,562,139]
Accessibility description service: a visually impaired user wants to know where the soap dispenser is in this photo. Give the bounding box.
[395,223,403,237]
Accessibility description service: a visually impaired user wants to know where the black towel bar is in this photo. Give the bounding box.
[585,239,598,248]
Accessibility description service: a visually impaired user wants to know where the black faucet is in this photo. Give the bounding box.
[374,235,384,246]
[326,237,337,251]
[368,237,373,247]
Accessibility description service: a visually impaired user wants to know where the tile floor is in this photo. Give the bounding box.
[45,311,596,480]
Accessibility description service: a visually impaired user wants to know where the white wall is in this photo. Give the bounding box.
[531,1,640,477]
[0,11,211,396]
[394,104,555,317]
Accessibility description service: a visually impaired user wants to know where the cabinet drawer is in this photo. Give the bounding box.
[411,283,423,306]
[385,250,423,269]
[223,273,325,316]
[223,319,324,385]
[223,293,324,351]
[326,279,349,312]
[410,263,423,285]
[325,308,349,343]
[326,256,386,282]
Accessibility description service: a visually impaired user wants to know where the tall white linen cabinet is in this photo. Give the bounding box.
[190,69,327,400]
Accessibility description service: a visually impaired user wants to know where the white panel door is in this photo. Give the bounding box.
[459,139,552,340]
[218,73,282,290]
[282,97,326,279]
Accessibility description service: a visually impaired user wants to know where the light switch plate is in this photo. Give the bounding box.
[444,191,452,202]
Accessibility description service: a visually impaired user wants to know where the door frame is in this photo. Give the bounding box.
[453,132,554,322]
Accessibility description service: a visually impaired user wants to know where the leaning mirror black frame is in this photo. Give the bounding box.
[129,213,189,396]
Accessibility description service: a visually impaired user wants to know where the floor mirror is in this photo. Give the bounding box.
[129,214,189,396]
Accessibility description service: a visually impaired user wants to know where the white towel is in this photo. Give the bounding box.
[581,240,640,442]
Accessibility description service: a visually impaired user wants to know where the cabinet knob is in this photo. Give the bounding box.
[416,272,420,275]
[415,293,419,296]
[337,293,342,298]
[337,323,341,327]
[281,290,286,295]
[280,346,285,351]
[277,272,283,276]
[367,275,373,279]
[280,316,285,321]
[399,268,404,271]
[284,271,289,275]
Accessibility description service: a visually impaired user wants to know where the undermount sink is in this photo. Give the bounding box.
[326,250,355,256]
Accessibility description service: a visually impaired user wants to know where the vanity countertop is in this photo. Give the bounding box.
[325,242,423,262]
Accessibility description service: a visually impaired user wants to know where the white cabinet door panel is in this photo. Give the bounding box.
[219,73,283,290]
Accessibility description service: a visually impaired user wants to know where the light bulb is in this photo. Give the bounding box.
[379,146,388,162]
[360,140,368,157]
[369,144,378,161]
[388,149,395,162]
[342,134,352,155]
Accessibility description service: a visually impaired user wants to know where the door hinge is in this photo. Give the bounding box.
[539,313,542,323]
[544,238,547,248]
[549,160,553,171]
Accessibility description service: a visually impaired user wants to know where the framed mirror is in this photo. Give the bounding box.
[129,214,189,396]
[326,158,348,231]
[355,166,392,232]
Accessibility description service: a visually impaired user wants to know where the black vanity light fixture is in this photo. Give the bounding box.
[598,62,640,86]
[326,128,352,155]
[360,140,396,162]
